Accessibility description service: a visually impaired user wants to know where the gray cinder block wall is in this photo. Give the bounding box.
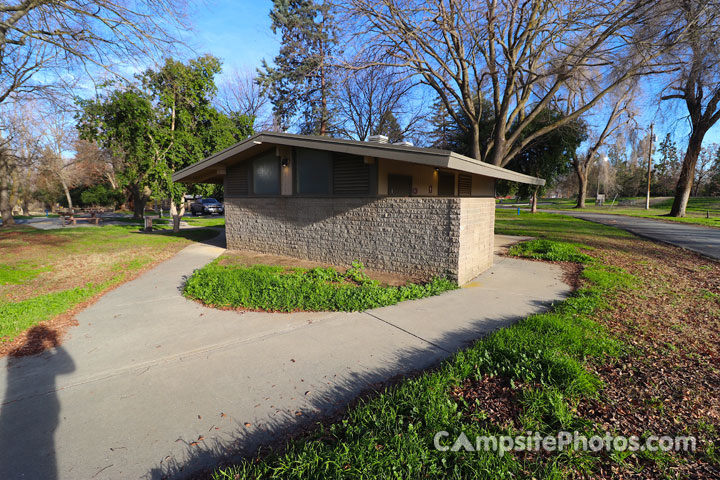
[224,197,495,284]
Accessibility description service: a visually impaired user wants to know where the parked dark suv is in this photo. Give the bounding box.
[190,198,224,216]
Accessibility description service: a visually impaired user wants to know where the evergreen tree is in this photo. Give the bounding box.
[258,0,335,135]
[426,96,494,154]
[373,111,403,143]
[499,110,587,211]
[654,133,682,196]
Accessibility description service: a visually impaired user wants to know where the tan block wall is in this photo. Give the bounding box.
[457,198,495,284]
[225,196,494,283]
[377,158,437,196]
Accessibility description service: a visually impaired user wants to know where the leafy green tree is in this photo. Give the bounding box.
[258,0,335,135]
[499,110,587,211]
[80,184,125,208]
[141,56,246,231]
[78,56,251,226]
[76,88,157,219]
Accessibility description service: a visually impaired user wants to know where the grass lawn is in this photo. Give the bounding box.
[102,215,225,228]
[0,225,218,352]
[184,216,225,227]
[207,210,719,479]
[508,196,720,228]
[184,260,456,312]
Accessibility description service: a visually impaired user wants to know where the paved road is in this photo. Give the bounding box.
[0,235,569,480]
[547,210,720,261]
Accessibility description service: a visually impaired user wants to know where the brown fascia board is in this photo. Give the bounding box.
[172,132,545,186]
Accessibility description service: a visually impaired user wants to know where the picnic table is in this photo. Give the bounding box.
[60,209,104,226]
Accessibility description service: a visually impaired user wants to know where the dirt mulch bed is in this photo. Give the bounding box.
[578,237,720,478]
[450,375,523,430]
[450,232,720,477]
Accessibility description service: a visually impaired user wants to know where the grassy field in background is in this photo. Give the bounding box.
[205,211,719,479]
[0,225,217,345]
[498,196,720,228]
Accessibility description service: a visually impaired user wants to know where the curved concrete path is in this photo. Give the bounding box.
[0,234,570,480]
[547,210,720,261]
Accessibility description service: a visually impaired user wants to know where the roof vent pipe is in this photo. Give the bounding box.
[367,135,389,144]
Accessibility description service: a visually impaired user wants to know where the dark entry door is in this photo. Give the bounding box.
[438,172,455,196]
[388,174,412,196]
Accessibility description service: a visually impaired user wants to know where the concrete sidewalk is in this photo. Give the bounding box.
[545,210,720,261]
[0,235,570,480]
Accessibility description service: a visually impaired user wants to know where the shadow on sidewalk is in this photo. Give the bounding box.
[146,298,558,480]
[0,326,76,479]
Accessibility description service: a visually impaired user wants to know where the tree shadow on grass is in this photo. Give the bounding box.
[130,226,226,248]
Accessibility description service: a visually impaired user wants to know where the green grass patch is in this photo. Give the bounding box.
[184,261,457,312]
[11,214,60,219]
[514,196,720,228]
[509,239,593,263]
[0,263,51,285]
[496,210,632,240]
[184,216,225,227]
[0,279,117,341]
[0,225,219,342]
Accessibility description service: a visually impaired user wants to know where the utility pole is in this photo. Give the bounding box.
[646,123,654,210]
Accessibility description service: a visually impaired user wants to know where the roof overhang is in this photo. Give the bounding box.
[172,132,545,186]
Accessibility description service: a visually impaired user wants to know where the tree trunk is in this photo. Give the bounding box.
[128,184,148,220]
[489,128,506,166]
[0,155,16,227]
[670,130,704,217]
[530,189,538,213]
[60,177,73,210]
[575,164,588,208]
[470,122,481,161]
[170,201,185,233]
[320,60,327,136]
[0,165,15,227]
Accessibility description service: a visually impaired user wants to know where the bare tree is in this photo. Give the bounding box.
[333,66,425,142]
[0,100,44,224]
[73,139,119,190]
[569,85,636,208]
[217,69,270,129]
[694,144,717,196]
[0,0,189,226]
[340,0,679,166]
[659,1,720,216]
[42,112,80,209]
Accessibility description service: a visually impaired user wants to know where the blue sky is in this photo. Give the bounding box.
[187,1,719,153]
[189,0,279,82]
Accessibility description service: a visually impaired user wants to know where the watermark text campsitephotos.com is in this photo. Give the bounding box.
[434,431,696,457]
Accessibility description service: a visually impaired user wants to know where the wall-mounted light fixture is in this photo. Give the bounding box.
[434,167,439,173]
[281,157,289,168]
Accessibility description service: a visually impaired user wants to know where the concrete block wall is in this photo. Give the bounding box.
[457,198,495,284]
[225,196,494,283]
